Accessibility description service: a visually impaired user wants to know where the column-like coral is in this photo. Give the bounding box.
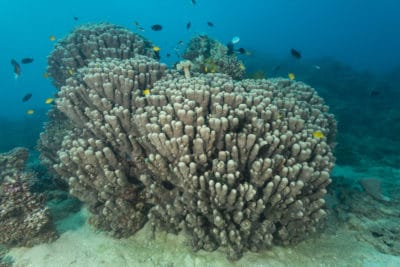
[40,23,158,187]
[53,54,336,259]
[135,75,336,260]
[47,23,156,88]
[54,56,167,237]
[0,148,57,247]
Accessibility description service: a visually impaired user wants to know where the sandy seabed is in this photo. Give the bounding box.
[6,209,399,267]
[7,165,400,267]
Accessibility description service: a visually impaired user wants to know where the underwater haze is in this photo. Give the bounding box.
[1,0,400,119]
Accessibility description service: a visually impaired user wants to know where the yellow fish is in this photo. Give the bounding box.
[45,98,54,104]
[153,46,160,52]
[43,72,49,78]
[239,63,246,71]
[143,89,151,96]
[68,69,74,76]
[49,35,56,42]
[26,109,35,115]
[312,131,324,139]
[288,73,295,80]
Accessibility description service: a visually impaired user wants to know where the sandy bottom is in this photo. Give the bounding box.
[6,208,399,267]
[7,165,400,267]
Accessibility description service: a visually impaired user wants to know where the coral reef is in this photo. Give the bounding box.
[0,148,57,247]
[137,75,336,259]
[54,56,167,237]
[47,23,155,88]
[40,22,158,188]
[182,35,245,79]
[53,52,336,259]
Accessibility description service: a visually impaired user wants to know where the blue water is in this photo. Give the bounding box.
[1,0,399,119]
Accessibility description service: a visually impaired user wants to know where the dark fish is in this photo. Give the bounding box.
[207,21,214,27]
[166,53,171,58]
[237,48,246,54]
[186,21,191,30]
[271,65,281,76]
[272,65,281,72]
[22,93,32,102]
[151,24,163,31]
[11,59,21,78]
[178,40,184,45]
[21,58,34,64]
[290,48,301,59]
[73,16,79,21]
[370,90,381,97]
[192,0,196,5]
[226,42,234,55]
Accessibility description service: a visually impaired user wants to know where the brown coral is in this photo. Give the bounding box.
[53,52,336,259]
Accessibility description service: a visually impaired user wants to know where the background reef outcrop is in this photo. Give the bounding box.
[182,35,245,80]
[51,46,336,259]
[0,148,57,247]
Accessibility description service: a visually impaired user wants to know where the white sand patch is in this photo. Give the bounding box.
[7,208,400,267]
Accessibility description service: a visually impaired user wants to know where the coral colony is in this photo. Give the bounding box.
[9,23,336,260]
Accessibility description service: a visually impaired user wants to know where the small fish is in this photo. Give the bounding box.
[237,48,251,55]
[312,131,324,139]
[49,35,56,42]
[290,48,301,59]
[191,0,196,5]
[153,46,161,52]
[370,90,381,97]
[151,24,163,31]
[313,65,321,70]
[43,72,50,78]
[186,21,191,30]
[288,73,295,80]
[133,21,145,32]
[226,42,234,55]
[68,69,74,76]
[26,109,35,115]
[166,53,171,58]
[178,40,184,45]
[143,89,151,96]
[239,63,245,71]
[73,16,79,21]
[11,59,21,78]
[272,65,281,74]
[22,93,32,102]
[207,21,214,27]
[231,36,240,44]
[45,98,54,104]
[21,58,34,64]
